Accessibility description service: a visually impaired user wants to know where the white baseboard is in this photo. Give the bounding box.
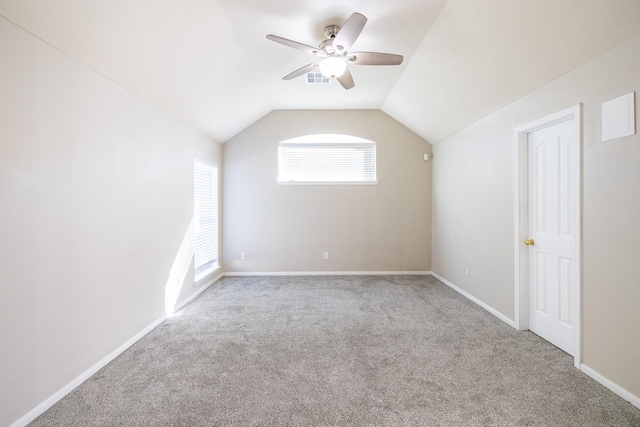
[223,271,432,277]
[428,273,640,411]
[429,272,517,328]
[10,315,166,427]
[9,273,224,427]
[580,364,640,410]
[10,270,426,426]
[17,271,638,426]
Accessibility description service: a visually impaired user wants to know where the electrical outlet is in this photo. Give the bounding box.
[241,252,246,260]
[465,267,470,276]
[323,251,329,260]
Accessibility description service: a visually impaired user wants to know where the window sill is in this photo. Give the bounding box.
[277,181,378,186]
[195,264,221,285]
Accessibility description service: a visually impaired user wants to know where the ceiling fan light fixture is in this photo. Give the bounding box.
[319,57,346,78]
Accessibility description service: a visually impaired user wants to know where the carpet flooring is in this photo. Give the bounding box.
[30,275,640,426]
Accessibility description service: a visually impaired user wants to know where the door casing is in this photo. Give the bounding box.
[514,105,582,368]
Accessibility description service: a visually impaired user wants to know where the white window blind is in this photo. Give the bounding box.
[278,134,377,184]
[194,160,218,281]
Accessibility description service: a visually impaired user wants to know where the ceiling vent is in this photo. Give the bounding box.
[306,72,331,84]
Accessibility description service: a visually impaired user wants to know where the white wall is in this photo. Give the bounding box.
[223,110,432,273]
[432,35,640,398]
[0,18,221,427]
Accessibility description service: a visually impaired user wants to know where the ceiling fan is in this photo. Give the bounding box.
[266,12,403,90]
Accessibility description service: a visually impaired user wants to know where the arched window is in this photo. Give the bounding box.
[278,134,377,184]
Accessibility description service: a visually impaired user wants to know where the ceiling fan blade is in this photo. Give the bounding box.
[336,66,355,90]
[282,63,320,80]
[350,52,403,66]
[266,34,320,56]
[333,13,367,52]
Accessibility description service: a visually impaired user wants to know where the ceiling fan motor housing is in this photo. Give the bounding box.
[321,25,344,54]
[324,25,341,39]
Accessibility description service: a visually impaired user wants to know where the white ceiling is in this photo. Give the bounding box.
[1,0,640,143]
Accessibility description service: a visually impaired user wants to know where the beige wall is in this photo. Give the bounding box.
[432,35,640,397]
[223,110,432,273]
[0,19,221,426]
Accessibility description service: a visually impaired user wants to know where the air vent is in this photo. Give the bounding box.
[306,72,331,84]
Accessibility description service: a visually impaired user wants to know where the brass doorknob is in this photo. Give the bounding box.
[525,239,535,246]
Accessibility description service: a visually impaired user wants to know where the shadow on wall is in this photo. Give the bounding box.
[164,218,195,316]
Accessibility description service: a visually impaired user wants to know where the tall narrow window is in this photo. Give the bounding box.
[278,134,377,184]
[194,160,218,281]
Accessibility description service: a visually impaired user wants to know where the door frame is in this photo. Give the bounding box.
[513,104,582,368]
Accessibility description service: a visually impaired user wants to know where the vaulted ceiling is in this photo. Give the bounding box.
[2,0,640,143]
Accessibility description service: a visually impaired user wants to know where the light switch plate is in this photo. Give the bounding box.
[602,92,635,142]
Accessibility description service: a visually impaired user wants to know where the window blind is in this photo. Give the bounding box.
[278,139,376,183]
[194,160,218,280]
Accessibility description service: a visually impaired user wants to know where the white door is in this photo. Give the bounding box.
[527,118,577,355]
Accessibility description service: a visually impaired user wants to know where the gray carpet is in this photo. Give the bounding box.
[31,275,640,426]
